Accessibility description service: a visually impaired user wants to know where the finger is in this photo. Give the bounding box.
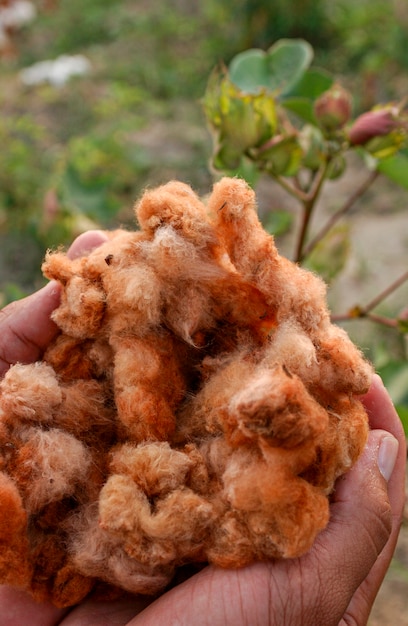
[341,376,406,625]
[65,230,109,261]
[303,427,401,626]
[59,595,152,626]
[0,280,62,377]
[360,375,406,529]
[360,375,406,548]
[361,373,406,439]
[0,586,68,626]
[0,231,108,376]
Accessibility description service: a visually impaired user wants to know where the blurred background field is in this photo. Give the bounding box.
[1,0,408,291]
[0,1,407,622]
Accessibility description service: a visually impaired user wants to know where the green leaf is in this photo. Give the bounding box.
[214,155,260,187]
[213,143,242,170]
[281,98,317,125]
[204,71,278,159]
[228,49,270,95]
[376,152,408,190]
[257,135,303,177]
[326,154,346,180]
[60,165,119,222]
[262,210,293,236]
[397,319,408,334]
[283,68,334,100]
[229,39,314,96]
[304,225,350,283]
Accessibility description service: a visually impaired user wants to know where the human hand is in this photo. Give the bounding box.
[0,237,405,625]
[0,230,108,378]
[0,375,404,626]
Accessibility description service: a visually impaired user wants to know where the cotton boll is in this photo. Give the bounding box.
[0,362,62,424]
[209,177,281,286]
[99,474,144,534]
[43,252,105,339]
[57,379,116,444]
[110,442,194,497]
[103,263,162,335]
[229,365,329,448]
[111,332,187,441]
[302,395,369,493]
[263,321,319,380]
[135,181,216,249]
[0,471,30,586]
[0,177,373,603]
[275,257,330,331]
[14,427,91,513]
[137,488,214,544]
[313,323,372,395]
[69,503,171,595]
[99,473,214,569]
[209,177,330,332]
[246,480,329,559]
[51,276,105,339]
[44,335,95,381]
[20,54,91,88]
[52,563,94,608]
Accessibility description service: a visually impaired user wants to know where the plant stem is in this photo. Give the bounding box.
[331,269,408,327]
[295,164,328,263]
[331,311,398,328]
[363,269,408,313]
[274,174,309,203]
[302,169,379,259]
[366,313,398,328]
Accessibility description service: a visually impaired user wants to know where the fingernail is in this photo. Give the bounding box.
[377,435,399,481]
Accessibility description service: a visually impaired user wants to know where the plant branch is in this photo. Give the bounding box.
[363,269,408,313]
[331,311,398,328]
[295,164,329,263]
[302,169,379,259]
[273,174,309,203]
[331,269,408,327]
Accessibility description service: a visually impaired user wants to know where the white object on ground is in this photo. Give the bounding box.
[20,54,92,87]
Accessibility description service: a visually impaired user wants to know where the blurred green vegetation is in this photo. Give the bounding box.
[0,0,407,426]
[0,0,407,275]
[1,1,407,281]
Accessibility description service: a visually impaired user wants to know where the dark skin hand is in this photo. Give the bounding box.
[0,232,405,626]
[0,231,109,378]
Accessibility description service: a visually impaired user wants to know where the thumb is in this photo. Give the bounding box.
[306,428,399,626]
[0,230,108,376]
[0,281,62,377]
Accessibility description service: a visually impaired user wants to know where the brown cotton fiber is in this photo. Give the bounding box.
[0,177,372,607]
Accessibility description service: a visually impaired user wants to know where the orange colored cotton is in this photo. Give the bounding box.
[0,177,372,606]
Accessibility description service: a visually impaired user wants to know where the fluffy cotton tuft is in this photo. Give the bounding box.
[0,177,372,607]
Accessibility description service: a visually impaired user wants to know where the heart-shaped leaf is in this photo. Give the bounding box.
[229,39,314,96]
[283,68,333,100]
[281,98,316,125]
